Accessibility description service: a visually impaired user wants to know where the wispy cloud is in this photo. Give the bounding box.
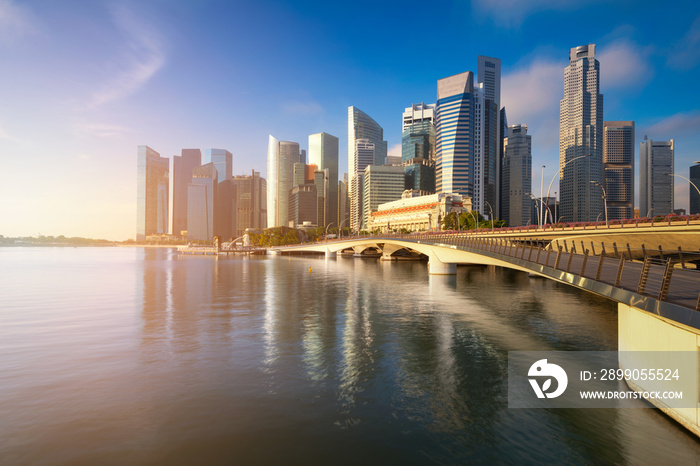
[666,16,700,70]
[282,100,324,115]
[387,143,401,158]
[642,111,700,140]
[471,0,602,28]
[597,39,653,91]
[91,5,166,106]
[74,122,133,139]
[0,0,36,44]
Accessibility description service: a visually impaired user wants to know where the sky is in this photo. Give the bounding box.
[2,0,700,240]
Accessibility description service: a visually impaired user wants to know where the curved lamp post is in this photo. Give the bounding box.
[589,180,608,225]
[545,154,592,224]
[485,201,495,232]
[665,173,700,210]
[526,193,545,228]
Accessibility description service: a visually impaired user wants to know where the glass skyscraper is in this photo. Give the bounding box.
[187,163,218,241]
[640,137,674,217]
[172,149,201,237]
[267,136,302,227]
[136,145,169,241]
[603,121,635,220]
[308,132,339,229]
[560,44,604,222]
[436,71,475,198]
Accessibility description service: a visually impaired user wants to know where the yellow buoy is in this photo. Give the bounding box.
[308,266,311,273]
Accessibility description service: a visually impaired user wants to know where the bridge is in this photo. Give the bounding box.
[272,222,700,436]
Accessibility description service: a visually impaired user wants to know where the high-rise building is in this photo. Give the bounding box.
[204,148,232,184]
[308,132,339,229]
[402,102,436,132]
[691,162,700,215]
[136,145,169,240]
[339,174,349,231]
[288,184,318,227]
[172,149,201,237]
[231,170,267,237]
[348,107,387,231]
[560,44,604,222]
[436,71,475,198]
[501,124,532,227]
[187,163,218,241]
[475,56,501,219]
[603,121,635,220]
[203,148,234,239]
[640,137,674,217]
[362,165,405,230]
[313,169,329,227]
[267,136,302,227]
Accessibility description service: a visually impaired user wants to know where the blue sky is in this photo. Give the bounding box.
[2,0,699,240]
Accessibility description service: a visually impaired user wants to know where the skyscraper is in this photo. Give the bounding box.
[603,121,635,220]
[172,149,202,237]
[187,163,218,241]
[362,165,405,230]
[691,162,700,215]
[640,137,674,217]
[502,124,532,227]
[308,132,339,229]
[476,56,501,219]
[204,148,232,184]
[436,71,475,197]
[560,44,604,222]
[231,170,267,237]
[267,136,302,227]
[348,107,387,231]
[204,148,234,239]
[136,145,169,240]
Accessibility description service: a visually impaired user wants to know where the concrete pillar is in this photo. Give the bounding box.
[427,251,456,275]
[269,249,280,255]
[325,248,337,258]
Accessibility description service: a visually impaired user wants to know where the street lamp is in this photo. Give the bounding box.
[469,210,478,231]
[526,193,545,229]
[545,154,592,223]
[540,165,546,227]
[325,222,335,238]
[665,172,700,205]
[338,218,348,238]
[485,201,494,232]
[589,180,608,225]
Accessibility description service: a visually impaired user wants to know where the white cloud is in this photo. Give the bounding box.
[0,0,36,44]
[282,100,324,115]
[74,122,133,139]
[667,16,700,70]
[471,0,602,28]
[387,143,401,158]
[642,111,700,140]
[91,5,165,106]
[597,40,653,91]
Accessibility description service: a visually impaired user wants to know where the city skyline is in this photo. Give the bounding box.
[2,0,700,240]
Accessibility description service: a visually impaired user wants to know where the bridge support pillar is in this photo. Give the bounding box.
[325,248,337,258]
[427,252,456,275]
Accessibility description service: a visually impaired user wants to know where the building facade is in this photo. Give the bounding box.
[603,121,635,220]
[368,192,470,232]
[348,107,388,231]
[475,56,501,219]
[691,162,700,215]
[560,44,604,222]
[187,163,218,241]
[267,136,303,227]
[288,184,318,227]
[232,170,267,237]
[362,165,405,231]
[502,124,532,227]
[640,137,674,217]
[136,145,169,240]
[172,149,201,237]
[436,71,475,198]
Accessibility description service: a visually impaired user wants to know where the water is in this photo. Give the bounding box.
[1,247,699,464]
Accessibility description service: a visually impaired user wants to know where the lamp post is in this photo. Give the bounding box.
[540,165,545,228]
[589,180,607,225]
[545,154,592,224]
[665,172,700,208]
[469,210,478,231]
[325,222,335,239]
[338,218,348,238]
[526,193,545,229]
[485,201,494,232]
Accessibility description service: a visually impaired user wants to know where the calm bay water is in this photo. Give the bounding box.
[1,246,700,464]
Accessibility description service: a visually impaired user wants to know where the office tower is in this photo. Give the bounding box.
[402,104,437,192]
[362,165,405,230]
[187,163,218,241]
[203,148,233,239]
[640,137,674,217]
[436,71,475,198]
[267,136,302,227]
[560,44,604,222]
[691,162,700,215]
[402,102,436,132]
[603,121,635,220]
[204,148,232,184]
[405,159,435,194]
[476,56,501,219]
[501,124,532,227]
[231,170,267,237]
[136,145,169,240]
[499,107,509,217]
[308,132,339,229]
[293,162,317,187]
[348,107,388,231]
[339,174,349,231]
[172,149,202,237]
[289,184,318,227]
[313,169,329,227]
[385,156,402,166]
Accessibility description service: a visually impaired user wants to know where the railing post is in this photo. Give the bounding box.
[564,240,568,253]
[554,246,563,270]
[658,245,664,259]
[678,246,686,269]
[528,241,534,262]
[521,242,527,260]
[580,249,589,277]
[536,243,542,264]
[590,241,596,256]
[614,256,625,288]
[626,243,633,261]
[641,244,646,257]
[581,241,585,254]
[566,247,574,272]
[601,242,606,257]
[658,259,674,301]
[613,242,619,258]
[546,246,552,267]
[637,256,651,294]
[513,242,519,258]
[571,242,577,255]
[596,254,605,281]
